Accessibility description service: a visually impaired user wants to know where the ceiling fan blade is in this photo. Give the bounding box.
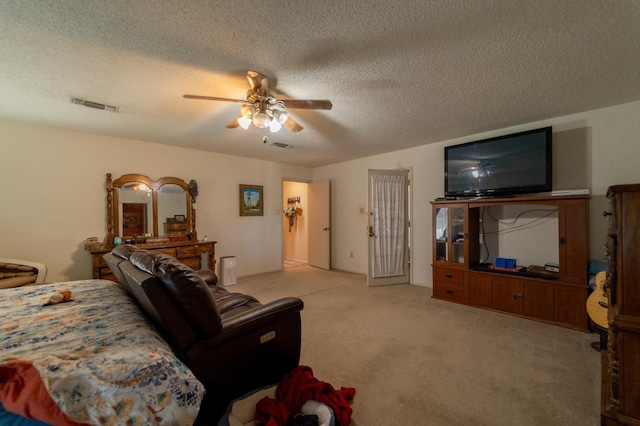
[183,94,246,103]
[226,115,243,129]
[283,117,303,132]
[281,99,332,110]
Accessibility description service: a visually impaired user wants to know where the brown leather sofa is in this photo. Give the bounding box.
[103,245,304,424]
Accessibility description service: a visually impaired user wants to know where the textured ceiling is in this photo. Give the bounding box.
[1,1,639,168]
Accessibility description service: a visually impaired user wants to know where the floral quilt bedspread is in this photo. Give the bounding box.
[0,280,204,425]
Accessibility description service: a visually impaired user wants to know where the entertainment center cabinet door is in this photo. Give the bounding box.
[558,199,589,285]
[468,273,492,308]
[468,272,556,322]
[522,281,554,321]
[431,203,480,269]
[489,276,522,315]
[553,284,588,329]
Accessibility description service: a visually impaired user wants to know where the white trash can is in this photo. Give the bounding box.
[219,256,237,286]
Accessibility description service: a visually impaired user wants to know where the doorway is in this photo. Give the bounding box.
[367,168,411,286]
[282,179,331,270]
[282,181,308,268]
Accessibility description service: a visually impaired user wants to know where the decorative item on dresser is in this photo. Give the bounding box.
[430,194,589,331]
[601,183,640,425]
[165,218,188,236]
[85,173,216,280]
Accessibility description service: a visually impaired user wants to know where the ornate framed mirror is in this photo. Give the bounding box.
[106,173,197,245]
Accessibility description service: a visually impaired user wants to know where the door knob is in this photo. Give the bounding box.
[368,226,375,237]
[323,227,330,231]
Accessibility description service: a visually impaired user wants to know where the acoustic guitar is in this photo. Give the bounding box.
[586,271,609,329]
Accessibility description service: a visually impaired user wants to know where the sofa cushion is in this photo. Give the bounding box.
[216,293,261,317]
[112,244,219,287]
[129,250,222,337]
[111,244,140,260]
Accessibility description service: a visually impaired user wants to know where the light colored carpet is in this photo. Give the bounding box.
[232,266,600,426]
[284,259,308,270]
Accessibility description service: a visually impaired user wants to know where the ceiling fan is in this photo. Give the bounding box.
[184,71,332,133]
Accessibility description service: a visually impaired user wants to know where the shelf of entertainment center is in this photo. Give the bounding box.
[471,264,559,280]
[430,194,589,331]
[432,193,589,206]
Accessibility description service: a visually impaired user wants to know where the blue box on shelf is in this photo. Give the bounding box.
[496,257,516,268]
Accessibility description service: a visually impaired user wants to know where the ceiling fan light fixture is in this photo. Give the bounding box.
[272,108,288,124]
[237,116,252,129]
[240,104,254,118]
[252,110,271,128]
[269,120,282,132]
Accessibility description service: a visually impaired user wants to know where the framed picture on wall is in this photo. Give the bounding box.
[239,184,263,216]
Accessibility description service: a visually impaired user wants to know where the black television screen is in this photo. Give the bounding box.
[445,126,552,197]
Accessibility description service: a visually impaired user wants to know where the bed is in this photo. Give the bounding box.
[0,279,205,425]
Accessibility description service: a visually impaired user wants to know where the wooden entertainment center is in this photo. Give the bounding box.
[431,194,589,331]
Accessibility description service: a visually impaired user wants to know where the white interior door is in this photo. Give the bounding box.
[308,180,331,270]
[367,169,410,286]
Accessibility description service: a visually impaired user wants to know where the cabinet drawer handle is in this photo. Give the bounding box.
[446,290,453,295]
[602,211,612,217]
[446,274,453,279]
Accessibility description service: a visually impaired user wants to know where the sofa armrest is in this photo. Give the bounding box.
[196,269,218,286]
[216,297,303,341]
[185,298,303,422]
[184,297,303,409]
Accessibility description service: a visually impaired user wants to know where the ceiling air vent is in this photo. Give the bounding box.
[271,142,293,149]
[69,97,119,112]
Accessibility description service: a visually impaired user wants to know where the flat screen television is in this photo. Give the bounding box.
[444,126,552,198]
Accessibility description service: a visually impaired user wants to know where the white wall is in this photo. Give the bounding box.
[314,100,640,287]
[0,120,312,282]
[2,101,639,285]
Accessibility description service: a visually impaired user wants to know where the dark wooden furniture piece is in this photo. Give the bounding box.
[89,240,216,282]
[86,173,213,281]
[601,184,640,424]
[431,195,589,331]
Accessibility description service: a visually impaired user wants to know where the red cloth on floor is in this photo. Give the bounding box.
[255,365,355,426]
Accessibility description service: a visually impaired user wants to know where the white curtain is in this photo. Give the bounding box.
[371,174,405,277]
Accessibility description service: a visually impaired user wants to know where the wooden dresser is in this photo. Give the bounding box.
[602,184,640,424]
[89,240,216,282]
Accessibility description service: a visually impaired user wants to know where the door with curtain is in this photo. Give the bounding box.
[367,169,410,286]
